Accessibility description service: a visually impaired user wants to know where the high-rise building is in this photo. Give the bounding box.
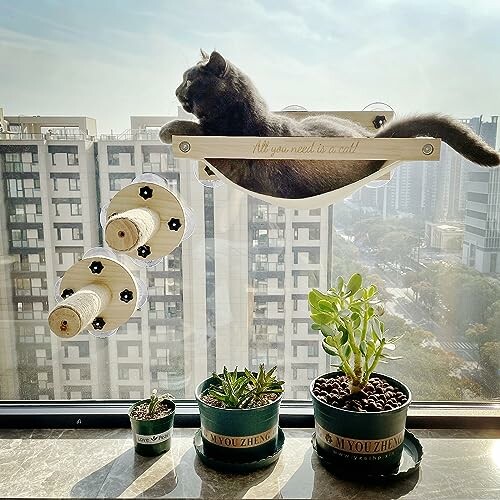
[246,201,330,398]
[462,116,500,274]
[96,112,208,399]
[434,145,467,222]
[0,108,333,400]
[0,114,99,399]
[350,160,439,219]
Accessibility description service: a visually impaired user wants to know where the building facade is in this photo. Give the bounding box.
[0,114,99,399]
[462,116,500,274]
[0,109,333,400]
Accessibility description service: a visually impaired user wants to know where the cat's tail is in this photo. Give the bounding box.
[375,114,500,166]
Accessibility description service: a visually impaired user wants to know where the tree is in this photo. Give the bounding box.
[329,233,367,284]
[479,342,500,396]
[378,231,418,267]
[485,300,500,339]
[480,342,500,373]
[465,323,490,365]
[411,262,500,330]
[351,216,422,249]
[417,281,439,312]
[378,315,485,400]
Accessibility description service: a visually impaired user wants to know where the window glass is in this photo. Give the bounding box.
[0,1,498,402]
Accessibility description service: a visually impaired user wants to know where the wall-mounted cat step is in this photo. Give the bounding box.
[171,110,441,208]
[48,249,146,339]
[101,174,195,266]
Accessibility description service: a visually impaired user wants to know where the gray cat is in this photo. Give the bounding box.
[160,50,499,199]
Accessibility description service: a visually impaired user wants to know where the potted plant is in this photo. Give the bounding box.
[195,365,285,465]
[309,273,411,475]
[129,389,175,456]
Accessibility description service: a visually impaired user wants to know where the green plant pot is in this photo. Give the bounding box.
[310,371,411,475]
[129,398,175,456]
[195,375,283,463]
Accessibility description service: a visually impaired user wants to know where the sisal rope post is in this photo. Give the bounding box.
[105,207,160,252]
[48,284,112,338]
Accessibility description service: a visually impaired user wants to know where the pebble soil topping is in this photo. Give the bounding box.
[313,375,408,412]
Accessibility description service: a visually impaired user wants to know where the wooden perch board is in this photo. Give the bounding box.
[172,137,440,162]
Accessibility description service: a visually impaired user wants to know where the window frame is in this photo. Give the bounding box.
[0,400,498,429]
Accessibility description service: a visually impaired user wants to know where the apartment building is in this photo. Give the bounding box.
[96,112,208,399]
[245,199,331,398]
[462,116,500,274]
[0,108,334,401]
[350,160,439,220]
[0,114,99,399]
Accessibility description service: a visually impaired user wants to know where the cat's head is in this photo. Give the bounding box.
[174,50,265,121]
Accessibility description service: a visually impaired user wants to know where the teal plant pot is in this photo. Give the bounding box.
[129,399,175,456]
[195,375,283,463]
[310,371,411,474]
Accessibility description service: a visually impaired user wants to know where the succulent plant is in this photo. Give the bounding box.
[147,389,174,417]
[208,364,284,409]
[309,273,403,394]
[243,365,285,406]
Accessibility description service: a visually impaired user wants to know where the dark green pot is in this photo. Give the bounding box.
[129,399,175,456]
[310,372,411,474]
[195,375,282,463]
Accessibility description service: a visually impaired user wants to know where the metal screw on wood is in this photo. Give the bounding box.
[139,186,154,200]
[167,218,182,231]
[422,144,434,155]
[137,244,152,258]
[179,141,191,153]
[61,288,74,299]
[89,261,104,274]
[120,289,134,303]
[372,115,386,129]
[92,317,106,330]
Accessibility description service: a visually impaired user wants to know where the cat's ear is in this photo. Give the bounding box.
[205,51,227,77]
[200,48,209,60]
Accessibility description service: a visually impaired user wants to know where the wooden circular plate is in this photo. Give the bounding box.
[58,256,138,333]
[106,182,186,260]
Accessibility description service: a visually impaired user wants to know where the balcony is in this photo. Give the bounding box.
[100,130,160,141]
[1,132,92,141]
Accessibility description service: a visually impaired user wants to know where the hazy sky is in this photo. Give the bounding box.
[1,0,499,133]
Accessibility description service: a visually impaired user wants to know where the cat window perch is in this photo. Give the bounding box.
[171,111,441,209]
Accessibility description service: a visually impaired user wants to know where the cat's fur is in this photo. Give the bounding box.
[160,50,500,199]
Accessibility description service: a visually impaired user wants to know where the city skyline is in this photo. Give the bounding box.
[349,114,500,274]
[1,108,498,402]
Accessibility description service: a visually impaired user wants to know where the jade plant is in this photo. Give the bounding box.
[207,364,285,409]
[309,273,403,394]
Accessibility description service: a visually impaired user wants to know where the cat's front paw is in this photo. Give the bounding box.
[159,120,202,144]
[159,122,176,144]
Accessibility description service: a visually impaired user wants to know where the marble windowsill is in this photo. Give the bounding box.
[0,428,499,499]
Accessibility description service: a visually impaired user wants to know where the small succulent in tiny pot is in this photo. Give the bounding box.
[309,273,411,475]
[195,364,284,463]
[129,389,175,456]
